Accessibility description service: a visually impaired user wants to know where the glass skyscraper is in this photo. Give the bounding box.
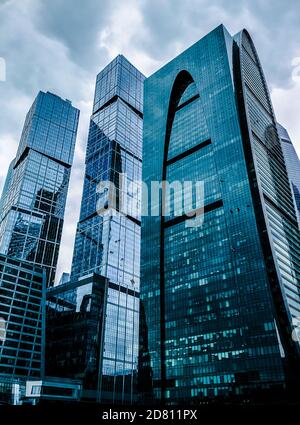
[278,123,300,227]
[47,55,144,403]
[140,25,300,403]
[46,273,108,401]
[0,254,46,404]
[0,91,79,287]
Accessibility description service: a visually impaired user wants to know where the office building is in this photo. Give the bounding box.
[47,56,144,403]
[140,25,300,403]
[0,91,79,287]
[0,254,46,404]
[278,123,300,226]
[25,377,82,405]
[46,273,108,401]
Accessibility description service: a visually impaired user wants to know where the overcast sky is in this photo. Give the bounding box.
[0,0,300,283]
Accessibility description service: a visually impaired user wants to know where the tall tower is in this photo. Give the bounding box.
[0,91,79,286]
[47,56,145,403]
[140,25,300,403]
[278,123,300,227]
[0,255,46,404]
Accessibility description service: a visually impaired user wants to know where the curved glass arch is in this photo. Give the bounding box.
[163,71,210,162]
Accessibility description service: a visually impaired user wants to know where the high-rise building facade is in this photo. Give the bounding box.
[0,159,15,214]
[0,91,79,286]
[46,273,108,401]
[140,25,300,403]
[48,56,145,403]
[0,254,46,404]
[278,123,300,227]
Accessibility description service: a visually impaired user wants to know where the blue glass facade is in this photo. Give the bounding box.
[0,91,79,286]
[46,274,107,401]
[53,55,145,403]
[0,159,15,214]
[0,254,46,404]
[278,123,300,227]
[235,30,300,367]
[140,25,300,403]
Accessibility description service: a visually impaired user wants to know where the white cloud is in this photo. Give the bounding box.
[272,81,300,156]
[98,0,161,75]
[271,55,300,155]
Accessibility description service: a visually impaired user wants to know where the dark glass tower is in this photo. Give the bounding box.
[278,123,300,227]
[0,254,46,404]
[140,25,300,403]
[0,91,79,286]
[48,56,145,403]
[46,273,108,401]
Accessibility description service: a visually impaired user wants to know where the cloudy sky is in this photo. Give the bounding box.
[0,0,300,283]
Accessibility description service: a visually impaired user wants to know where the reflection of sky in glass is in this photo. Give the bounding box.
[76,282,93,312]
[0,91,79,286]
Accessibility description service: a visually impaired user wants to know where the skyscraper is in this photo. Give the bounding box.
[46,273,108,401]
[0,91,79,287]
[0,254,46,404]
[140,25,300,403]
[47,55,144,403]
[278,123,300,227]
